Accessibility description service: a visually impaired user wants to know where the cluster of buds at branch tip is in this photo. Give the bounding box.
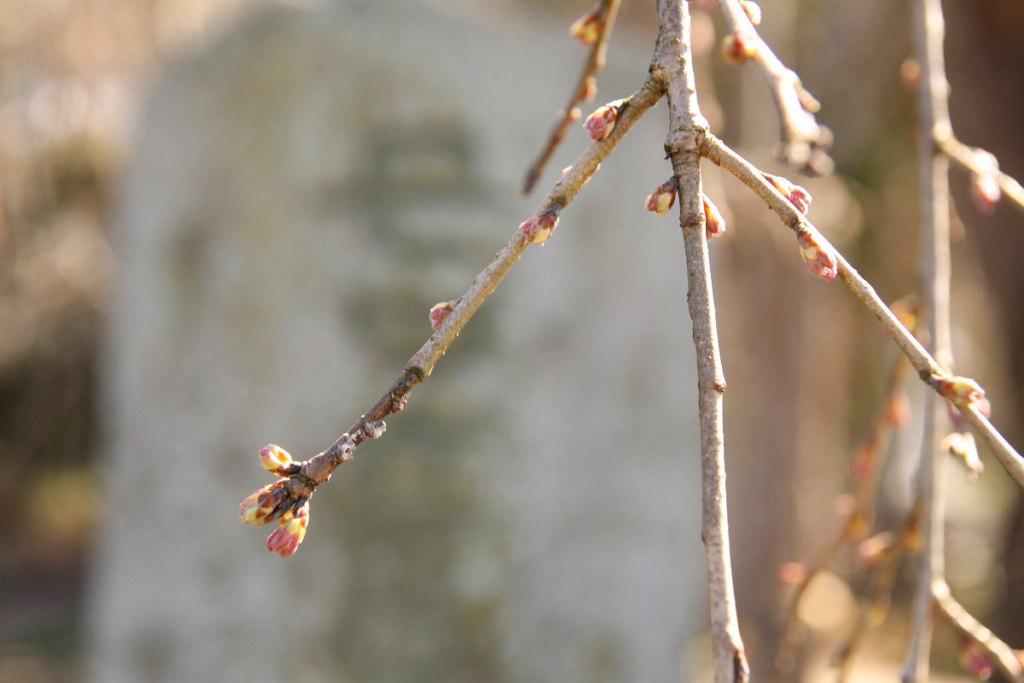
[259,444,299,477]
[644,177,678,217]
[266,501,309,558]
[569,7,604,47]
[703,194,726,240]
[932,375,986,406]
[765,173,812,214]
[429,299,459,331]
[520,208,560,245]
[943,432,983,481]
[796,229,838,280]
[958,639,995,681]
[584,100,623,141]
[740,1,762,26]
[722,31,757,66]
[857,531,896,570]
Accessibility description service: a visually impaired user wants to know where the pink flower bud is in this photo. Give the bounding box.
[259,444,295,477]
[703,194,726,239]
[935,375,986,406]
[765,173,813,214]
[778,562,807,585]
[584,101,621,141]
[239,481,289,526]
[520,208,560,245]
[722,31,757,66]
[740,1,762,25]
[569,9,603,46]
[644,177,678,217]
[970,172,1001,215]
[796,229,838,280]
[857,532,896,570]
[429,299,459,331]
[958,639,994,681]
[266,502,309,558]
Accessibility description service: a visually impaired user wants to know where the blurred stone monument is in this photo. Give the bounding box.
[86,1,706,681]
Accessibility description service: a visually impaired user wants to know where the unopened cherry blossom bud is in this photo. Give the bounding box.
[958,639,994,681]
[239,481,289,526]
[778,562,807,585]
[796,229,838,280]
[266,501,309,558]
[569,9,604,46]
[722,31,757,66]
[584,101,622,141]
[520,208,560,245]
[934,375,986,406]
[740,1,762,25]
[429,299,459,331]
[970,172,1001,215]
[259,444,295,477]
[703,194,726,239]
[943,431,983,481]
[857,532,896,570]
[765,173,813,214]
[644,177,678,217]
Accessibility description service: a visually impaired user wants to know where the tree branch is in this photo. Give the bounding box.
[522,0,622,195]
[715,0,832,175]
[655,2,748,682]
[932,580,1024,683]
[937,134,1024,216]
[699,135,1024,491]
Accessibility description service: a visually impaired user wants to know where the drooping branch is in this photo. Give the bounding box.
[522,0,622,195]
[654,2,748,682]
[937,135,1024,216]
[700,134,1024,491]
[715,0,832,175]
[932,580,1024,683]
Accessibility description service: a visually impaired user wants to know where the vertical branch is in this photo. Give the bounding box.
[902,0,952,679]
[654,2,748,682]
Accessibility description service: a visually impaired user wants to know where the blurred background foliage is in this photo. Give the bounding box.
[0,0,1022,681]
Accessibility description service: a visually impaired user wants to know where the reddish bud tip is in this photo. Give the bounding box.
[569,10,604,46]
[584,101,621,141]
[740,1,762,25]
[644,177,678,217]
[778,562,807,586]
[935,375,986,406]
[259,444,294,477]
[796,229,838,280]
[520,208,560,245]
[958,639,995,681]
[722,31,757,66]
[970,172,1001,215]
[703,194,726,239]
[765,173,813,214]
[266,501,310,558]
[429,299,459,331]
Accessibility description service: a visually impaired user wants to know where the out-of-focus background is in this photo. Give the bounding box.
[1,0,1022,681]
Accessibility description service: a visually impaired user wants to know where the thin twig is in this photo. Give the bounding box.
[902,0,953,676]
[699,134,1024,491]
[932,580,1024,683]
[655,2,748,682]
[716,0,832,175]
[938,134,1024,216]
[281,79,665,498]
[522,0,622,195]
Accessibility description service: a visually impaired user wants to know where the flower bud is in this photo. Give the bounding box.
[857,532,896,570]
[239,481,289,527]
[429,299,459,331]
[935,375,986,406]
[970,172,1001,215]
[569,9,604,46]
[958,639,994,681]
[943,431,983,481]
[722,31,757,66]
[266,501,309,558]
[765,173,813,214]
[584,101,622,141]
[644,177,678,217]
[520,208,560,245]
[703,194,726,239]
[884,391,911,429]
[778,562,807,586]
[259,444,295,477]
[796,229,838,280]
[740,1,762,26]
